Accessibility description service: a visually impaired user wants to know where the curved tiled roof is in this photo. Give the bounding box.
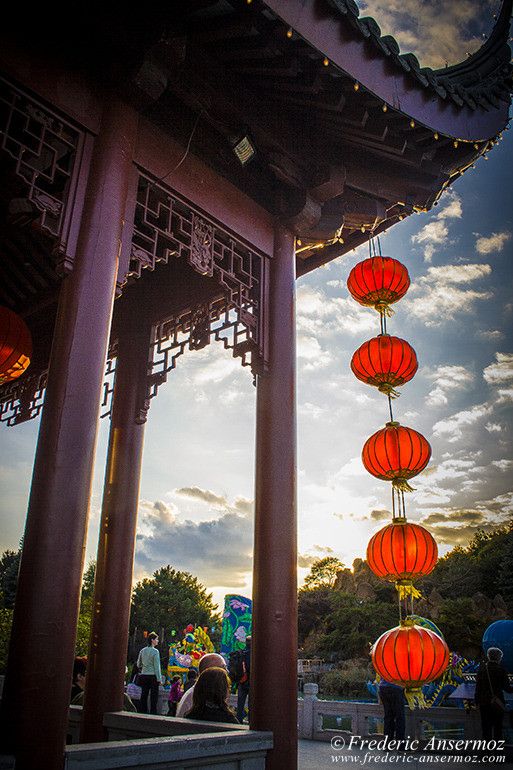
[326,0,513,113]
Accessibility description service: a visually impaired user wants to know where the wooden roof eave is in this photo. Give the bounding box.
[263,0,512,142]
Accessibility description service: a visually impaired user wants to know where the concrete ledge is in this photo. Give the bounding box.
[104,710,249,739]
[64,730,274,770]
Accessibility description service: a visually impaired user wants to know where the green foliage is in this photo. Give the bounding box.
[0,602,13,674]
[319,667,372,698]
[129,565,219,637]
[304,557,344,589]
[436,598,484,652]
[321,593,398,659]
[419,523,513,601]
[298,586,334,643]
[0,547,21,609]
[75,560,96,656]
[498,535,513,610]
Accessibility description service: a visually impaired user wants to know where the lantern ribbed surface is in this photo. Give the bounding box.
[362,422,431,485]
[367,519,438,581]
[372,622,449,689]
[351,335,418,393]
[0,305,32,383]
[347,257,410,309]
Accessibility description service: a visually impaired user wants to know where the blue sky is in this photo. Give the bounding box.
[1,1,512,611]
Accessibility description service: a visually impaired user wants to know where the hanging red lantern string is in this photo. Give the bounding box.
[347,256,410,332]
[371,619,450,709]
[362,421,431,492]
[351,334,418,398]
[0,305,33,383]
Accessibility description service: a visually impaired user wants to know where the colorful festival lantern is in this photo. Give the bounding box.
[362,421,431,491]
[371,618,450,708]
[409,615,444,639]
[346,257,410,315]
[0,305,32,383]
[351,334,418,397]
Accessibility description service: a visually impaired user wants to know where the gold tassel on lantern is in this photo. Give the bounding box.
[395,580,423,600]
[404,688,428,710]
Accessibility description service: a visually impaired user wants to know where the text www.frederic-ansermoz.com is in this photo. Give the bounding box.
[329,735,507,764]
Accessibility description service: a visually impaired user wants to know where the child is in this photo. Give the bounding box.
[167,675,183,716]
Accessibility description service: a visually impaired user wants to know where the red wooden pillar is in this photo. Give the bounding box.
[0,98,138,770]
[80,322,152,742]
[251,224,298,770]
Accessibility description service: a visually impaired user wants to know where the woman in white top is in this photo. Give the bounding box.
[136,631,162,714]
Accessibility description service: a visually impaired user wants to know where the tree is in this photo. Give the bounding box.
[298,586,335,647]
[129,565,219,637]
[303,557,344,589]
[0,545,22,609]
[321,593,398,659]
[75,560,96,656]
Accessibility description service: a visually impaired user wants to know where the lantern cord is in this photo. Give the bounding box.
[387,394,394,422]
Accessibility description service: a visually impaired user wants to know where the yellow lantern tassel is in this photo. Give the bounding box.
[374,301,394,317]
[392,477,415,493]
[377,383,400,398]
[405,688,428,710]
[395,580,423,600]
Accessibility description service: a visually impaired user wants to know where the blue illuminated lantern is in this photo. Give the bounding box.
[483,619,513,673]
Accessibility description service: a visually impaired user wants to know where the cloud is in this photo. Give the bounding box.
[475,231,512,255]
[174,487,229,508]
[426,365,474,407]
[298,553,317,568]
[355,0,495,69]
[483,353,513,386]
[134,493,254,588]
[411,191,462,261]
[296,285,376,337]
[404,264,492,326]
[370,509,392,521]
[297,333,332,370]
[432,403,492,442]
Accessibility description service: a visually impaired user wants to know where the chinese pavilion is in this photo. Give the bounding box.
[0,1,511,769]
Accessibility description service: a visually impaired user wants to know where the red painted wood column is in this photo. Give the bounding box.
[0,98,138,770]
[251,223,298,770]
[80,322,152,742]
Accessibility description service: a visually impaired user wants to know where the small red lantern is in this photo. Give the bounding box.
[347,257,410,313]
[362,422,431,490]
[367,518,437,582]
[351,335,418,396]
[0,305,32,383]
[371,619,450,708]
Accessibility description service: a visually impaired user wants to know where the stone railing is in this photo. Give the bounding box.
[66,707,273,770]
[298,683,481,744]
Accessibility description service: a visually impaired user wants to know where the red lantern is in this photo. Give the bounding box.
[0,305,32,383]
[347,257,410,312]
[362,422,431,490]
[371,619,450,708]
[367,519,437,582]
[351,335,418,396]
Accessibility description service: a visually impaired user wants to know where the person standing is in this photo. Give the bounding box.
[167,675,183,716]
[475,647,513,740]
[378,678,405,744]
[236,636,251,724]
[137,632,162,714]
